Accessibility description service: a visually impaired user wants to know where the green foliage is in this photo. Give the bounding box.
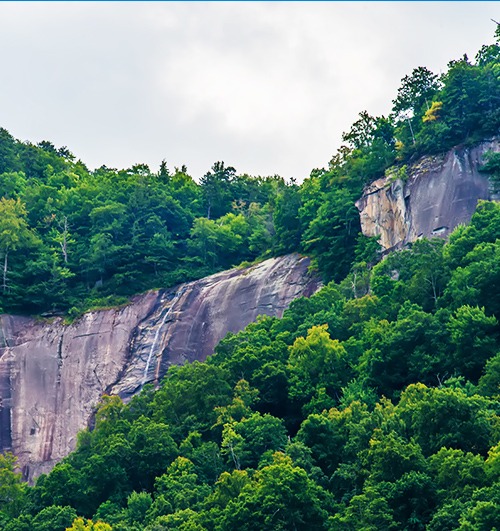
[329,484,398,530]
[221,412,287,470]
[218,453,331,530]
[288,324,351,407]
[66,517,113,531]
[428,448,487,501]
[273,182,303,253]
[9,205,500,525]
[151,362,232,442]
[395,65,440,113]
[0,142,290,314]
[302,185,361,283]
[187,210,271,271]
[396,384,497,456]
[31,505,78,531]
[0,198,39,296]
[447,305,498,382]
[478,353,500,398]
[152,457,211,515]
[0,453,25,518]
[4,29,500,531]
[2,29,498,312]
[456,485,500,531]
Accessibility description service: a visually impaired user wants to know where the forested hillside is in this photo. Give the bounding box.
[1,28,499,317]
[1,30,500,531]
[3,202,500,530]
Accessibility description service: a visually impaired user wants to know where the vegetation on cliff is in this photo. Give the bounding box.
[3,200,500,530]
[1,30,499,316]
[1,29,500,531]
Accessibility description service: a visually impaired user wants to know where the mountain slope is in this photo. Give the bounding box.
[0,254,319,481]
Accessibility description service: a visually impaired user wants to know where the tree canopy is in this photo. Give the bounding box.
[2,29,500,531]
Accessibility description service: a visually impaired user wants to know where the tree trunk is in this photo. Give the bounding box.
[59,216,69,264]
[3,248,8,293]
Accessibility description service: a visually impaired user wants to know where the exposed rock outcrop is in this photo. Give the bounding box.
[356,140,500,251]
[0,254,319,481]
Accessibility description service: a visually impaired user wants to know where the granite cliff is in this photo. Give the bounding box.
[0,254,319,481]
[356,139,500,251]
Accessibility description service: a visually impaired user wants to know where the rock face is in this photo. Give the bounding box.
[0,254,319,481]
[356,140,500,251]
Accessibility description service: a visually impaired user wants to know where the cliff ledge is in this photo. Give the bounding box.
[356,139,500,251]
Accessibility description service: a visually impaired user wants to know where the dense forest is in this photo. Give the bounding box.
[1,28,499,317]
[1,30,500,531]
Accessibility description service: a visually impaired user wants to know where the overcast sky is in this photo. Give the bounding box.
[0,2,497,182]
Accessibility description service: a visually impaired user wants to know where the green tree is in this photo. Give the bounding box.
[288,325,350,405]
[219,453,330,530]
[151,363,232,442]
[221,412,287,469]
[273,182,303,253]
[363,430,426,483]
[199,162,236,220]
[0,198,38,293]
[447,305,498,381]
[302,187,360,282]
[31,505,78,531]
[126,491,153,526]
[151,457,210,517]
[66,517,113,531]
[478,353,500,398]
[0,172,27,199]
[0,453,25,519]
[358,302,443,396]
[297,400,374,477]
[396,383,497,456]
[330,484,397,531]
[0,128,20,174]
[392,66,440,118]
[428,447,487,502]
[392,66,440,147]
[128,416,178,491]
[456,485,500,531]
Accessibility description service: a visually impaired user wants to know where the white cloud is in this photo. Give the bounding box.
[0,2,496,181]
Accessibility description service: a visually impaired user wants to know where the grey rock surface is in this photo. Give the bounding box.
[356,140,500,251]
[0,254,319,481]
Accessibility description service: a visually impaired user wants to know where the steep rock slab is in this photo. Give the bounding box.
[0,293,160,481]
[112,253,319,398]
[356,140,500,251]
[0,254,318,481]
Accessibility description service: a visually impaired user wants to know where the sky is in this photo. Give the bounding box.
[0,2,497,182]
